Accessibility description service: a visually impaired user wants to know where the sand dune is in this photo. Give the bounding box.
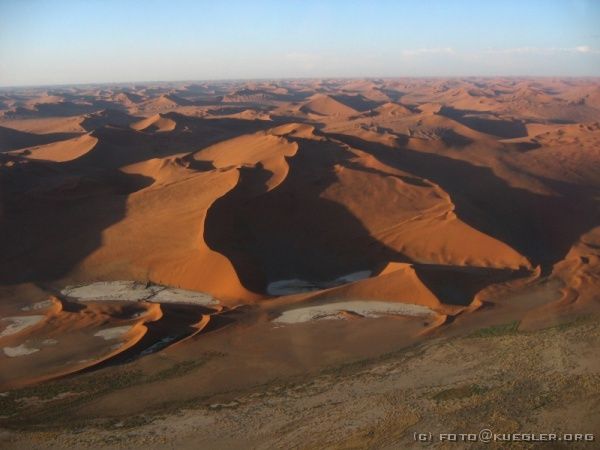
[222,88,279,103]
[70,164,257,303]
[138,93,192,111]
[131,113,177,132]
[0,125,81,152]
[0,280,227,389]
[81,109,141,131]
[314,150,529,269]
[300,93,359,116]
[1,77,599,397]
[0,116,86,134]
[112,91,144,106]
[371,102,413,117]
[439,107,527,138]
[0,298,155,389]
[192,129,298,190]
[552,226,600,307]
[9,133,98,162]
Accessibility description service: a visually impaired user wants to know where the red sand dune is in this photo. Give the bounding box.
[8,133,98,162]
[300,93,360,116]
[1,78,599,388]
[131,113,177,132]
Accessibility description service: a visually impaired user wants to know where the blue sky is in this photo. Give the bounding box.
[1,0,599,86]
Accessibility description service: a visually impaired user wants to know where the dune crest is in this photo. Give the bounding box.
[1,77,599,391]
[131,113,177,132]
[193,129,298,190]
[300,93,359,116]
[9,133,98,162]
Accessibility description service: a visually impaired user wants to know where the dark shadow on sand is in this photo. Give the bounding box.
[203,137,412,294]
[0,159,154,284]
[328,133,600,274]
[439,107,528,139]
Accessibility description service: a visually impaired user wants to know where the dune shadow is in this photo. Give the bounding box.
[80,109,142,131]
[509,141,542,152]
[0,117,290,287]
[328,133,600,274]
[66,116,278,171]
[71,305,233,376]
[0,125,82,152]
[413,265,527,306]
[203,134,536,299]
[85,304,215,368]
[439,107,528,138]
[332,94,381,111]
[4,102,100,119]
[377,88,406,102]
[0,160,153,284]
[203,138,411,294]
[439,128,473,147]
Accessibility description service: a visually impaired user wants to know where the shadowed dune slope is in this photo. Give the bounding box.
[1,77,598,324]
[0,125,82,152]
[203,133,530,295]
[73,162,256,303]
[2,79,600,410]
[328,133,598,274]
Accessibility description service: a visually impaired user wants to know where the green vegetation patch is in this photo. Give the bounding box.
[0,351,224,430]
[467,320,520,338]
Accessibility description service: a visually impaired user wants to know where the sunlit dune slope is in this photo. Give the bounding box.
[8,133,98,162]
[131,113,177,132]
[192,128,298,190]
[76,161,256,303]
[1,77,598,322]
[0,125,81,152]
[300,93,359,116]
[320,158,530,269]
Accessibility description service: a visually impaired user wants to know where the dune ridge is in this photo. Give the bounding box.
[1,77,599,391]
[131,113,177,132]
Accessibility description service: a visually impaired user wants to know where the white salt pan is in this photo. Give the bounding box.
[274,300,434,324]
[94,326,132,341]
[3,343,40,357]
[0,315,45,338]
[61,281,218,306]
[267,271,372,296]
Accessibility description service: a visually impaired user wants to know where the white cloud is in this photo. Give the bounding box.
[483,45,599,55]
[401,47,454,57]
[488,47,538,54]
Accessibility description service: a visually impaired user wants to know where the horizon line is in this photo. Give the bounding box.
[2,74,600,90]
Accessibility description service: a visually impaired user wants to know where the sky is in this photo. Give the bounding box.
[1,0,599,86]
